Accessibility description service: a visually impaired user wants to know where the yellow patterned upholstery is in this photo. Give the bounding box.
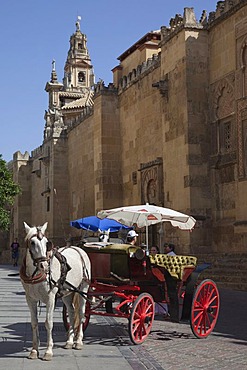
[149,254,197,280]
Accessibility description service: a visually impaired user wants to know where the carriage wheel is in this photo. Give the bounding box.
[190,279,220,339]
[128,293,155,345]
[62,300,91,332]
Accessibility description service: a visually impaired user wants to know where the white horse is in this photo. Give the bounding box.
[20,222,91,361]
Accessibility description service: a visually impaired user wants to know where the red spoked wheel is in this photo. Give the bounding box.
[62,299,91,332]
[190,279,220,338]
[128,293,155,345]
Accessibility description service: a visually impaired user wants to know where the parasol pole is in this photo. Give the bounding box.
[145,203,149,256]
[145,223,149,255]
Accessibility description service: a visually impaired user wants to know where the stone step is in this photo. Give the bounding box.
[195,253,247,262]
[201,267,247,276]
[193,253,247,291]
[214,281,247,291]
[201,272,247,283]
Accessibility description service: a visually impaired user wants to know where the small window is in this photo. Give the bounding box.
[222,121,231,152]
[47,196,50,212]
[132,171,137,185]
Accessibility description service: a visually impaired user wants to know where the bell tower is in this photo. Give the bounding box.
[63,16,95,91]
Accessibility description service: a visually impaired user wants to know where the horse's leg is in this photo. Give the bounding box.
[74,284,89,350]
[62,293,75,349]
[42,294,56,361]
[26,297,39,359]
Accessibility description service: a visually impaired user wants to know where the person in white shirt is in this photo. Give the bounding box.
[164,242,176,256]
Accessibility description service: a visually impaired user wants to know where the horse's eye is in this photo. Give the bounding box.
[31,241,35,247]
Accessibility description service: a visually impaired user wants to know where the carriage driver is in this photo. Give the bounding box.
[126,230,138,245]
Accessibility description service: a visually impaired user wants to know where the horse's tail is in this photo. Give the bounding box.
[73,293,81,329]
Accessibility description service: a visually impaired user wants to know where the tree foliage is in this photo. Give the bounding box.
[0,155,21,230]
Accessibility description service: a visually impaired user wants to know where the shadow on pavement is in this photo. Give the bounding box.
[213,288,247,342]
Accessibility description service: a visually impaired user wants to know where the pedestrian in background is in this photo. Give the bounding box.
[11,238,20,266]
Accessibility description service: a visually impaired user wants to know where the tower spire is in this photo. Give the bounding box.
[63,17,95,91]
[50,59,58,83]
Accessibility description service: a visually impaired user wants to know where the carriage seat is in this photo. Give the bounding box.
[82,244,140,281]
[149,254,197,281]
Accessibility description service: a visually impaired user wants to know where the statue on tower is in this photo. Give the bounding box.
[76,15,81,31]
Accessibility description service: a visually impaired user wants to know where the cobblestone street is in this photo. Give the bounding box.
[0,265,246,370]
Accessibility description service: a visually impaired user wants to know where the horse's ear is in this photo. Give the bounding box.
[41,222,48,235]
[24,222,31,234]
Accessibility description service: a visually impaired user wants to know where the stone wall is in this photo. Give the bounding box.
[209,2,247,252]
[3,1,247,265]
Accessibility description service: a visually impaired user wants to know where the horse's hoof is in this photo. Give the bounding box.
[28,351,39,360]
[64,342,73,349]
[74,342,83,350]
[42,353,53,361]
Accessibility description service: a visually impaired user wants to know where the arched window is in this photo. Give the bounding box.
[78,71,85,83]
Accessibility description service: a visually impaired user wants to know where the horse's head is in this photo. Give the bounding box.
[24,222,50,272]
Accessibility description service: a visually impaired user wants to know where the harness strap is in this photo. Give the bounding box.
[20,258,47,284]
[50,246,90,295]
[49,248,72,296]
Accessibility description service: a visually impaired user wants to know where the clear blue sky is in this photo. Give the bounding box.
[0,0,217,162]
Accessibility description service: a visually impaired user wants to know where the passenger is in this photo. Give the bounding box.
[164,242,176,256]
[150,245,160,256]
[126,230,138,245]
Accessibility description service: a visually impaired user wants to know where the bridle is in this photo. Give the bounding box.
[26,227,49,267]
[20,227,51,284]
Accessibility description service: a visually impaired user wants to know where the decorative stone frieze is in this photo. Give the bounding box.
[211,75,235,122]
[236,99,247,177]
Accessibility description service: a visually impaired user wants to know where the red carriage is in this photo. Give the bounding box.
[63,242,220,344]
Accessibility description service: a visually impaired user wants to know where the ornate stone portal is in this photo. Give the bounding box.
[140,158,164,206]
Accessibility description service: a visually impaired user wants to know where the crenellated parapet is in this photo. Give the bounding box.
[66,105,94,132]
[94,81,118,96]
[13,151,30,162]
[160,1,247,44]
[117,53,160,94]
[31,146,43,159]
[208,0,247,26]
[160,8,205,45]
